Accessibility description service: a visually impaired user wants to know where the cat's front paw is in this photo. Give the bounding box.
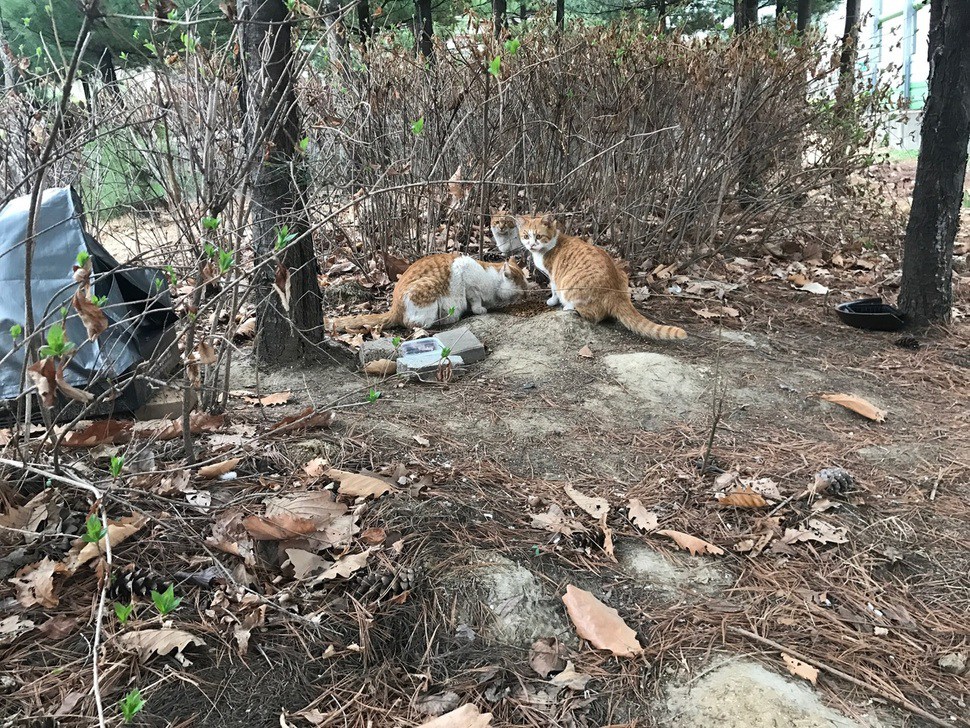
[546,295,560,307]
[471,304,488,315]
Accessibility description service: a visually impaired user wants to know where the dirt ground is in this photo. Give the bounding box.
[3,170,970,727]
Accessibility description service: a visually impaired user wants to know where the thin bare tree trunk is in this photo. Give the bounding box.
[493,0,507,36]
[415,0,434,60]
[555,0,564,30]
[796,0,811,32]
[899,0,970,326]
[239,0,324,364]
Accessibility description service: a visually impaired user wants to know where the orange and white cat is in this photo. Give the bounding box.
[332,253,527,331]
[490,211,524,254]
[516,214,687,340]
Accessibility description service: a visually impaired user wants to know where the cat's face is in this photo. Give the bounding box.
[490,212,522,253]
[495,260,528,302]
[515,214,559,253]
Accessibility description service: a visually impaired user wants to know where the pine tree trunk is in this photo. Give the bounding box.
[555,0,564,30]
[356,0,373,44]
[899,0,970,327]
[415,0,434,60]
[519,0,527,22]
[493,0,507,36]
[796,0,811,32]
[735,0,758,33]
[239,0,324,364]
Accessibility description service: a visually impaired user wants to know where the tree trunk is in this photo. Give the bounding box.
[929,0,943,61]
[835,0,861,115]
[98,48,119,94]
[657,0,668,33]
[239,0,325,364]
[493,0,507,36]
[415,0,433,60]
[735,0,758,33]
[519,0,526,23]
[796,0,811,32]
[555,0,564,31]
[899,0,970,327]
[356,0,373,44]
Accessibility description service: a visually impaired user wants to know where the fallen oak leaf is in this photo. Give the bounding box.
[312,548,374,582]
[416,691,462,718]
[561,584,643,657]
[531,503,585,537]
[193,340,218,365]
[133,413,225,441]
[655,529,725,556]
[550,660,592,691]
[197,457,241,479]
[417,704,492,727]
[578,344,594,359]
[283,548,331,580]
[243,391,291,407]
[363,358,397,376]
[820,393,886,422]
[62,419,133,448]
[716,486,768,509]
[267,407,334,435]
[564,483,609,520]
[782,653,819,685]
[64,514,148,572]
[114,628,204,663]
[243,513,317,541]
[330,469,397,499]
[54,363,94,403]
[304,457,329,478]
[10,557,68,608]
[626,498,658,532]
[529,636,566,677]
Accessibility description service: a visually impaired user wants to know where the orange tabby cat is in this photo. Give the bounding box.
[516,214,686,340]
[331,253,527,331]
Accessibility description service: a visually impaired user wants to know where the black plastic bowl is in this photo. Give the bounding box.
[835,297,907,332]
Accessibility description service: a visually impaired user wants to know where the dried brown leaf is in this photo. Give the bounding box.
[72,287,109,341]
[304,457,329,478]
[363,358,397,376]
[267,407,334,434]
[561,584,643,657]
[115,628,204,662]
[243,513,317,541]
[820,393,886,422]
[531,503,585,536]
[656,529,725,556]
[10,557,67,607]
[243,391,291,407]
[194,340,218,365]
[62,419,133,448]
[564,483,609,520]
[330,469,397,499]
[206,510,255,565]
[626,498,658,532]
[314,548,373,581]
[65,515,148,572]
[54,363,94,403]
[27,358,56,408]
[529,637,566,677]
[716,486,769,509]
[416,692,462,718]
[360,527,387,545]
[418,704,492,728]
[234,316,256,340]
[274,263,291,311]
[782,653,819,685]
[578,344,594,359]
[284,548,331,580]
[197,458,241,479]
[550,660,592,691]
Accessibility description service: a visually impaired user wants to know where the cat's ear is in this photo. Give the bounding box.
[500,261,512,277]
[514,215,527,228]
[540,213,557,228]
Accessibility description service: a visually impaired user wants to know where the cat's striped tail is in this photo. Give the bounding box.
[329,310,400,333]
[615,301,687,341]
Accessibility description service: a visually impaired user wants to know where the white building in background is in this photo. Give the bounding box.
[820,1,932,149]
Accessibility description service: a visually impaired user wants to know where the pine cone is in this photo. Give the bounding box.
[813,467,855,496]
[354,566,416,604]
[109,566,171,601]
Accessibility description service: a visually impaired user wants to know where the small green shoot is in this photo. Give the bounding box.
[391,336,402,349]
[119,688,145,723]
[440,346,452,359]
[82,514,107,544]
[366,388,381,403]
[201,216,220,231]
[39,323,75,359]
[411,117,425,135]
[93,294,109,308]
[488,56,501,77]
[165,265,177,287]
[531,544,541,556]
[275,225,298,252]
[9,324,22,340]
[110,455,124,479]
[151,584,181,615]
[203,242,216,259]
[114,601,134,625]
[143,41,157,55]
[218,249,233,274]
[447,306,456,317]
[180,33,196,53]
[285,0,297,10]
[298,136,309,152]
[76,251,90,267]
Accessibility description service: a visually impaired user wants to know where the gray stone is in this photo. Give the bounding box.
[436,326,486,364]
[938,652,967,675]
[664,659,890,727]
[618,542,732,597]
[397,353,465,376]
[358,338,399,366]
